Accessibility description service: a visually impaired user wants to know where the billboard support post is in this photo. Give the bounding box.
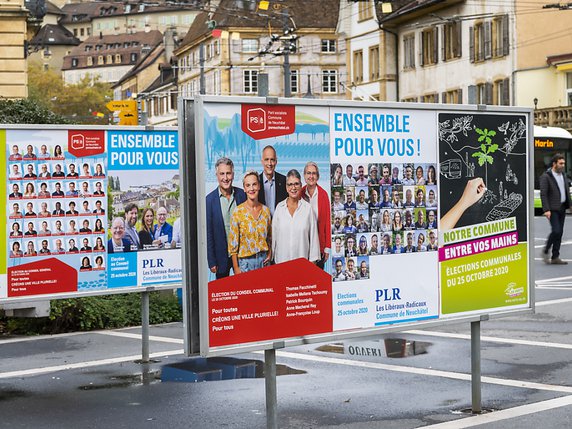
[471,320,481,414]
[141,290,150,363]
[264,348,278,429]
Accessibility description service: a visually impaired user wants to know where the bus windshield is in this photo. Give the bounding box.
[534,125,572,188]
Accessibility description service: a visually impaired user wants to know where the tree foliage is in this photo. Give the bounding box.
[0,98,68,124]
[27,62,113,124]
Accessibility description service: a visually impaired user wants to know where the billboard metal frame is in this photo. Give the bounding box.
[182,95,534,358]
[181,96,535,425]
[0,123,182,306]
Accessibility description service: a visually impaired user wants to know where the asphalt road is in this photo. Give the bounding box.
[1,217,572,429]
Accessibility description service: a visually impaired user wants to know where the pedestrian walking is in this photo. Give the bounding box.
[540,153,571,264]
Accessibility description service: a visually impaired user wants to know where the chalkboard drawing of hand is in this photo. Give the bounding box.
[440,178,486,231]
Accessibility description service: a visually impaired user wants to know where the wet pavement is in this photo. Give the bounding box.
[0,217,572,428]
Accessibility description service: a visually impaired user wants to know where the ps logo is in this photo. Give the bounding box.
[246,108,266,133]
[70,134,85,150]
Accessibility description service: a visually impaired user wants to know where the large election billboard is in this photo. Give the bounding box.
[185,96,533,357]
[0,125,182,302]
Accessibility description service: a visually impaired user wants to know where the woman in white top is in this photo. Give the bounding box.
[272,169,320,264]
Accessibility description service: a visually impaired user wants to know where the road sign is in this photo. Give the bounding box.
[106,100,138,125]
[106,100,137,111]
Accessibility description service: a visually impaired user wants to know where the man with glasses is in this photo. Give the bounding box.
[152,206,173,247]
[258,145,287,216]
[272,169,320,264]
[301,162,331,269]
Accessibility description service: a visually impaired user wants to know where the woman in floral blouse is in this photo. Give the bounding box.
[228,171,272,274]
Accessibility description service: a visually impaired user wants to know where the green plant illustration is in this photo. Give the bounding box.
[472,128,498,166]
[472,127,498,204]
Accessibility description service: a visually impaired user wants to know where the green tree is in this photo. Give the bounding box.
[166,185,180,200]
[28,62,113,124]
[0,98,68,124]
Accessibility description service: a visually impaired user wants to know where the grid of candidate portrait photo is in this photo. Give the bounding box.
[330,162,439,282]
[7,142,107,272]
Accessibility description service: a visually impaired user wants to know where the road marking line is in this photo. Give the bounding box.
[94,331,184,344]
[533,257,572,262]
[270,350,572,393]
[0,349,184,379]
[534,240,572,249]
[422,394,572,428]
[536,275,572,283]
[536,296,572,306]
[0,331,87,345]
[404,330,572,350]
[536,285,572,289]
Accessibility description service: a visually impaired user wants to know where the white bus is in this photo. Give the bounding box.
[534,125,572,214]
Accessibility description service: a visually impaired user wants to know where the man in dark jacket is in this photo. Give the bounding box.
[206,157,246,278]
[258,145,287,216]
[540,153,571,264]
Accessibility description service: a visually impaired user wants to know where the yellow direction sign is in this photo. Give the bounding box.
[106,100,138,125]
[106,100,137,111]
[119,111,138,126]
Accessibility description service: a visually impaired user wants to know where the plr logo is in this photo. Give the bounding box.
[247,108,266,133]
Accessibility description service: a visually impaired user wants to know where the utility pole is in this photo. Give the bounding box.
[199,42,206,95]
[283,7,291,98]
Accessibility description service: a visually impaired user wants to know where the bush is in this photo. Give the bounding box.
[0,98,69,124]
[1,292,182,335]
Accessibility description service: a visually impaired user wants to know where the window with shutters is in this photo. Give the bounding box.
[472,82,493,104]
[403,34,415,69]
[98,55,104,65]
[493,79,509,105]
[358,1,373,21]
[442,89,463,104]
[86,56,93,66]
[473,22,485,62]
[421,27,438,66]
[471,20,495,62]
[492,15,509,57]
[353,50,363,83]
[443,21,462,61]
[369,45,380,80]
[401,96,418,103]
[421,93,438,103]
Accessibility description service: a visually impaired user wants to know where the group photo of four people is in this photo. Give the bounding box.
[206,145,330,279]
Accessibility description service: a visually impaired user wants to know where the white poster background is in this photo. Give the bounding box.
[330,106,439,330]
[333,252,439,330]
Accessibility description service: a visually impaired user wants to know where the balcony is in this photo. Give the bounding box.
[534,106,572,132]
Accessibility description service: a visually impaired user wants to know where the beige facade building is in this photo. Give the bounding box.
[513,0,572,110]
[0,0,28,98]
[175,0,346,99]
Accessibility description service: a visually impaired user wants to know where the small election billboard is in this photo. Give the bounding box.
[0,125,182,302]
[183,96,533,357]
